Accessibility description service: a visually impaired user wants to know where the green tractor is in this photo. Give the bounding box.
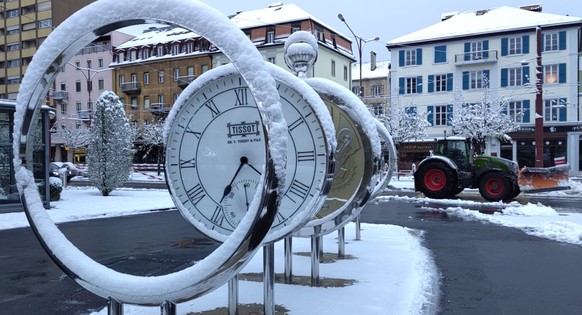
[414,137,521,202]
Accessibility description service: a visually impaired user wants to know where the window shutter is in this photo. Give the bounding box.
[428,75,434,93]
[446,104,453,125]
[427,106,434,126]
[435,45,446,63]
[462,71,469,90]
[501,38,508,56]
[501,68,508,87]
[416,48,423,65]
[558,63,566,83]
[447,73,453,91]
[482,40,489,59]
[559,31,566,50]
[522,66,530,85]
[559,98,567,121]
[464,42,470,61]
[484,70,490,84]
[523,100,530,123]
[399,50,405,67]
[522,35,529,54]
[417,76,423,93]
[399,77,405,94]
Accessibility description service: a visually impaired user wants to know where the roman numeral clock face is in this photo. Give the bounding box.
[166,67,330,242]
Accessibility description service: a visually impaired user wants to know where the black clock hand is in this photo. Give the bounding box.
[220,156,248,202]
[246,163,262,175]
[244,182,250,210]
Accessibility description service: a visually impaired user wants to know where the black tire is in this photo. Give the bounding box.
[452,187,465,196]
[416,161,456,199]
[509,182,521,199]
[479,172,512,202]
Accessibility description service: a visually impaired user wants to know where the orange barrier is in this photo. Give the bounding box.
[518,164,571,193]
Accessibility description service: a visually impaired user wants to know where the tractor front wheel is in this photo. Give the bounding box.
[417,162,456,199]
[479,173,512,202]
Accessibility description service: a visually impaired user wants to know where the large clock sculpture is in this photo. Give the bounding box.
[12,0,288,306]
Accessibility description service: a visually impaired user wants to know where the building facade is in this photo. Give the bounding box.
[0,0,95,100]
[352,60,390,116]
[387,5,582,175]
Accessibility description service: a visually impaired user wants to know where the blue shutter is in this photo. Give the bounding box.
[559,31,566,50]
[399,50,405,67]
[462,71,469,90]
[522,66,530,85]
[428,75,434,93]
[417,76,423,93]
[501,38,508,56]
[416,48,423,65]
[447,73,453,91]
[464,42,470,61]
[558,63,566,83]
[399,77,405,94]
[446,104,453,125]
[522,35,529,54]
[435,45,446,63]
[501,68,508,87]
[559,98,567,121]
[427,106,434,126]
[482,40,489,59]
[522,100,530,123]
[483,70,490,86]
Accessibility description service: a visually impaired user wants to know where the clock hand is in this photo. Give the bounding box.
[220,156,248,202]
[244,182,250,210]
[246,163,262,175]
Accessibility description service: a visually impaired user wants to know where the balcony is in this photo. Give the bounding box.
[50,90,68,101]
[177,75,197,89]
[150,103,170,116]
[120,81,141,95]
[454,50,498,66]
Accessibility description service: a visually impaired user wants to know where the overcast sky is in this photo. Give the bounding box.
[201,1,582,62]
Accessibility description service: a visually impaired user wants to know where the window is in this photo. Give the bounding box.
[6,25,19,35]
[544,98,566,122]
[544,64,559,84]
[435,74,447,92]
[76,102,82,111]
[543,32,558,51]
[508,37,522,55]
[343,66,348,81]
[187,66,194,76]
[87,60,92,69]
[38,19,52,29]
[405,77,419,94]
[144,72,150,85]
[87,101,92,111]
[434,105,448,126]
[144,96,150,109]
[130,50,137,61]
[371,85,384,97]
[7,9,19,17]
[508,67,522,86]
[291,23,301,33]
[7,59,19,68]
[331,60,336,77]
[98,79,104,90]
[60,103,67,115]
[266,28,275,44]
[173,68,180,81]
[372,105,383,116]
[352,86,361,96]
[267,57,275,64]
[172,44,180,55]
[434,45,447,63]
[464,70,488,89]
[315,25,324,41]
[75,61,81,69]
[157,46,164,56]
[6,76,20,84]
[118,75,125,87]
[7,43,20,51]
[186,42,193,53]
[98,58,103,68]
[75,81,82,92]
[201,64,209,73]
[470,41,483,60]
[405,49,416,66]
[508,101,524,123]
[158,94,165,104]
[158,71,164,83]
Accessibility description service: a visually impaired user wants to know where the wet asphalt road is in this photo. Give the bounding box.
[1,192,581,314]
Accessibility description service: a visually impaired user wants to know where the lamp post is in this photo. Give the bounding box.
[338,13,379,98]
[534,26,544,167]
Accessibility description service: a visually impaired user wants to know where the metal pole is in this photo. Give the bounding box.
[337,226,345,257]
[535,26,544,167]
[263,244,276,315]
[310,225,322,286]
[355,214,361,240]
[160,300,176,315]
[284,237,293,283]
[228,275,239,315]
[107,297,123,315]
[359,38,363,97]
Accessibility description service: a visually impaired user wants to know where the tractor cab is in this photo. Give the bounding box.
[434,138,471,171]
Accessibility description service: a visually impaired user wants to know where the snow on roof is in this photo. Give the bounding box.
[230,3,348,39]
[387,6,582,46]
[352,60,390,80]
[116,26,199,49]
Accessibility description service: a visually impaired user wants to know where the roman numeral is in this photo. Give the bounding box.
[288,117,304,131]
[204,99,220,118]
[286,179,309,203]
[297,150,315,162]
[186,184,205,205]
[185,126,201,139]
[234,88,248,106]
[210,205,225,225]
[180,158,196,168]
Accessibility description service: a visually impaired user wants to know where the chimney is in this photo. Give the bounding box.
[520,4,542,12]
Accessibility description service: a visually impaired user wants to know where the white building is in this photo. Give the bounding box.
[386,5,582,175]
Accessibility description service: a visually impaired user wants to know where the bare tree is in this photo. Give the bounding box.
[50,116,91,157]
[137,118,166,175]
[386,102,431,146]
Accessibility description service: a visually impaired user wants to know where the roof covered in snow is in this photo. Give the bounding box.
[352,60,390,80]
[387,5,582,47]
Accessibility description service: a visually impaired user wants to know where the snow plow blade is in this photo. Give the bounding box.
[518,164,571,193]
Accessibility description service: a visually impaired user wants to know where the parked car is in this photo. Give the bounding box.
[49,162,78,183]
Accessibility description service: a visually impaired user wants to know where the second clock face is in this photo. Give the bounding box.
[166,67,331,241]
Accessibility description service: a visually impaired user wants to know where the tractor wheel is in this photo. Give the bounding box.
[479,173,512,202]
[509,182,521,199]
[417,162,456,199]
[452,187,465,196]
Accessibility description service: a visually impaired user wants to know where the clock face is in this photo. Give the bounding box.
[166,66,332,242]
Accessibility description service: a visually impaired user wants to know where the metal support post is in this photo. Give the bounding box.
[284,237,293,283]
[160,300,176,315]
[338,226,345,257]
[107,297,123,315]
[263,243,275,315]
[228,274,239,315]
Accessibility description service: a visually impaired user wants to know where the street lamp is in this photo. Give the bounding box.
[338,13,379,98]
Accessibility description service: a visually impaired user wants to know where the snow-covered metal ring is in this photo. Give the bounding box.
[12,0,287,305]
[370,119,397,200]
